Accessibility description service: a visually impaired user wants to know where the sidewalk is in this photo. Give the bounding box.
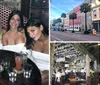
[96,32,100,37]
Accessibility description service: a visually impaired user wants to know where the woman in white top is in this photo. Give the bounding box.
[2,15,49,84]
[24,18,49,85]
[2,10,26,46]
[24,18,49,54]
[2,12,49,71]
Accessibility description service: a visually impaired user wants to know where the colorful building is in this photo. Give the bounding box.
[91,0,100,32]
[69,5,82,31]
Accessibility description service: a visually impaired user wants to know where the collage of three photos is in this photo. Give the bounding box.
[0,0,100,85]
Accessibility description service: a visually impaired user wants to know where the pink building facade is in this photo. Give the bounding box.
[69,5,82,31]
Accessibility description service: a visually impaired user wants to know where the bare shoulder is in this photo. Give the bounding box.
[2,31,9,39]
[2,31,9,45]
[37,41,44,46]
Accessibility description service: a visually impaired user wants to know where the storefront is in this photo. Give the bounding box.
[93,20,100,32]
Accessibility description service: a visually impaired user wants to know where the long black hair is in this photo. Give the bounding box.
[25,18,48,49]
[7,10,24,32]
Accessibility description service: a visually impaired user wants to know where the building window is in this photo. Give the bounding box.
[93,10,97,19]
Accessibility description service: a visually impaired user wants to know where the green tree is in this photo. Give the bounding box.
[69,12,77,33]
[61,13,66,31]
[61,13,66,18]
[80,3,91,34]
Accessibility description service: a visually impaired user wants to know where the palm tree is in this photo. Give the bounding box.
[69,12,77,33]
[61,13,66,31]
[80,3,91,34]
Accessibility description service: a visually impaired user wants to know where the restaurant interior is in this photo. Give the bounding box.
[50,43,100,85]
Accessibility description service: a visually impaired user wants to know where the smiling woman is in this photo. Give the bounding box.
[24,18,49,85]
[2,10,26,46]
[25,18,49,54]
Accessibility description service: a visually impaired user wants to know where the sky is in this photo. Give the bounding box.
[50,0,84,21]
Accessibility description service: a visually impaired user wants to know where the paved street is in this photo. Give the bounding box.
[50,31,100,41]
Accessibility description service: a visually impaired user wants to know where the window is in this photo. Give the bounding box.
[93,10,97,18]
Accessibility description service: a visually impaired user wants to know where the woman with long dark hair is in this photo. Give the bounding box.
[2,10,26,46]
[25,18,49,54]
[24,18,49,85]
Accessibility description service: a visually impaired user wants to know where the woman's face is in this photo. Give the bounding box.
[27,25,43,41]
[10,14,20,29]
